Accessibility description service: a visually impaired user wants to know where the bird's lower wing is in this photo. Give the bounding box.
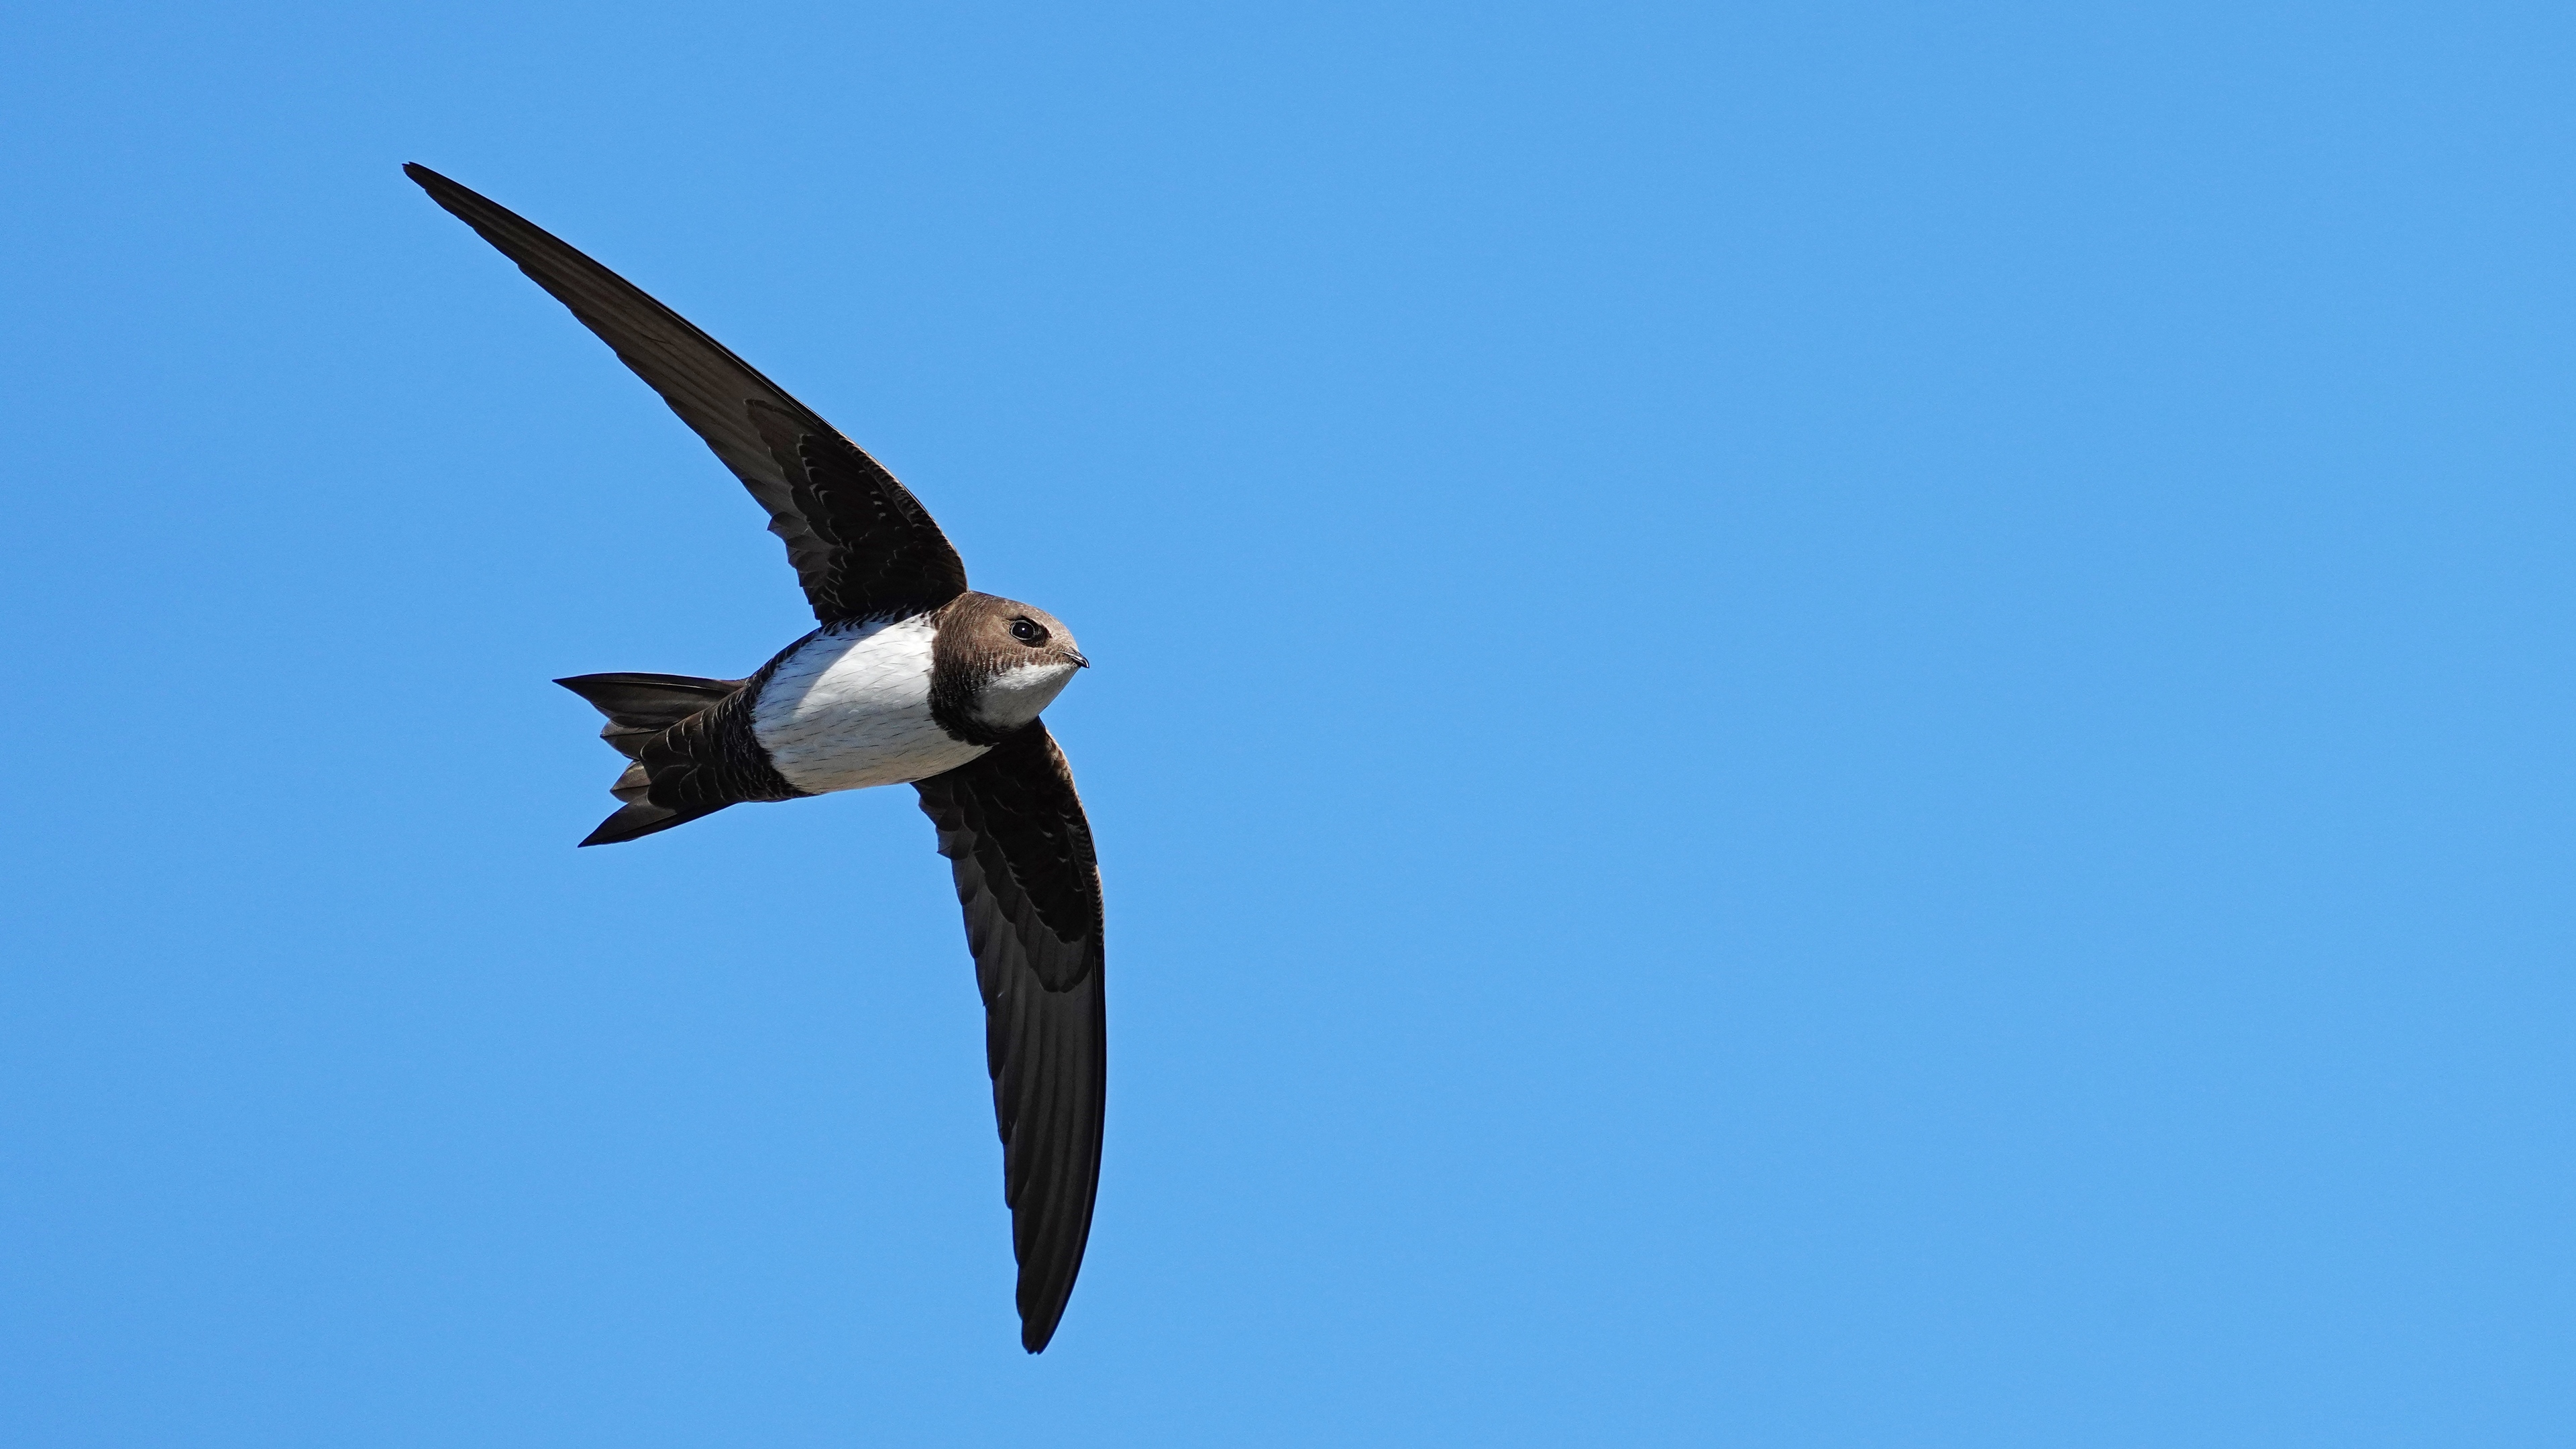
[913,721,1105,1352]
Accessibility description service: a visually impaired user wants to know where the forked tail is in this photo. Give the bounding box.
[555,672,743,846]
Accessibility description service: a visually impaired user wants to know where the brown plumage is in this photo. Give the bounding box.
[409,163,1108,1352]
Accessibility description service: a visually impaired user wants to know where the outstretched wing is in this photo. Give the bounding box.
[914,722,1106,1353]
[405,163,969,624]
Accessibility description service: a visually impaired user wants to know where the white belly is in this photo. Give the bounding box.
[749,617,989,794]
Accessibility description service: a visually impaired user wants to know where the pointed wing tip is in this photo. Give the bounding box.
[402,162,480,213]
[402,162,476,215]
[1016,1249,1083,1354]
[1018,1259,1086,1352]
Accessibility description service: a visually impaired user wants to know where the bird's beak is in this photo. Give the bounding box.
[1066,651,1091,669]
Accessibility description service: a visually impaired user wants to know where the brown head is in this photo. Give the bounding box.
[928,592,1091,744]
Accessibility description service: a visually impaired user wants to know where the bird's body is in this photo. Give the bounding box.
[749,600,1082,795]
[407,164,1106,1353]
[755,616,973,793]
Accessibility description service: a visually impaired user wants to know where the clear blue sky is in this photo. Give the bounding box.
[3,2,2570,1444]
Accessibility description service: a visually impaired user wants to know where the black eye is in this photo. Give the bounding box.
[1009,619,1046,645]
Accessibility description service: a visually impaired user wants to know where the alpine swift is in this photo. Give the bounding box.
[405,164,1105,1353]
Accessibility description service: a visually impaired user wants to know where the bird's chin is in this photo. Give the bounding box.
[975,661,1078,731]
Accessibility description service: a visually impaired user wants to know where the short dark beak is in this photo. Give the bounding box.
[1066,651,1091,669]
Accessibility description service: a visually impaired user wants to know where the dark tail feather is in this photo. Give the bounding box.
[557,673,745,846]
[557,672,744,758]
[580,799,731,847]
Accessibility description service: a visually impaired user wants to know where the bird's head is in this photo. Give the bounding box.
[937,592,1089,733]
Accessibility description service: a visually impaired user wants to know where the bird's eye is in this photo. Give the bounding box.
[1009,619,1046,644]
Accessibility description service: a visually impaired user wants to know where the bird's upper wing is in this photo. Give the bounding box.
[914,722,1106,1354]
[405,163,970,624]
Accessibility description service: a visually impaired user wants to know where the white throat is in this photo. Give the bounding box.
[977,660,1078,731]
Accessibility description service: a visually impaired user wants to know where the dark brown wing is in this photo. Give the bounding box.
[914,722,1106,1353]
[404,163,969,624]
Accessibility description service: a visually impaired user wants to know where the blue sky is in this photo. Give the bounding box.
[3,2,2571,1444]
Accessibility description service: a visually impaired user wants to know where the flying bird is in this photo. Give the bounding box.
[405,164,1104,1354]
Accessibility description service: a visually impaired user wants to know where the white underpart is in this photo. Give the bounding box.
[750,617,988,794]
[977,660,1079,732]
